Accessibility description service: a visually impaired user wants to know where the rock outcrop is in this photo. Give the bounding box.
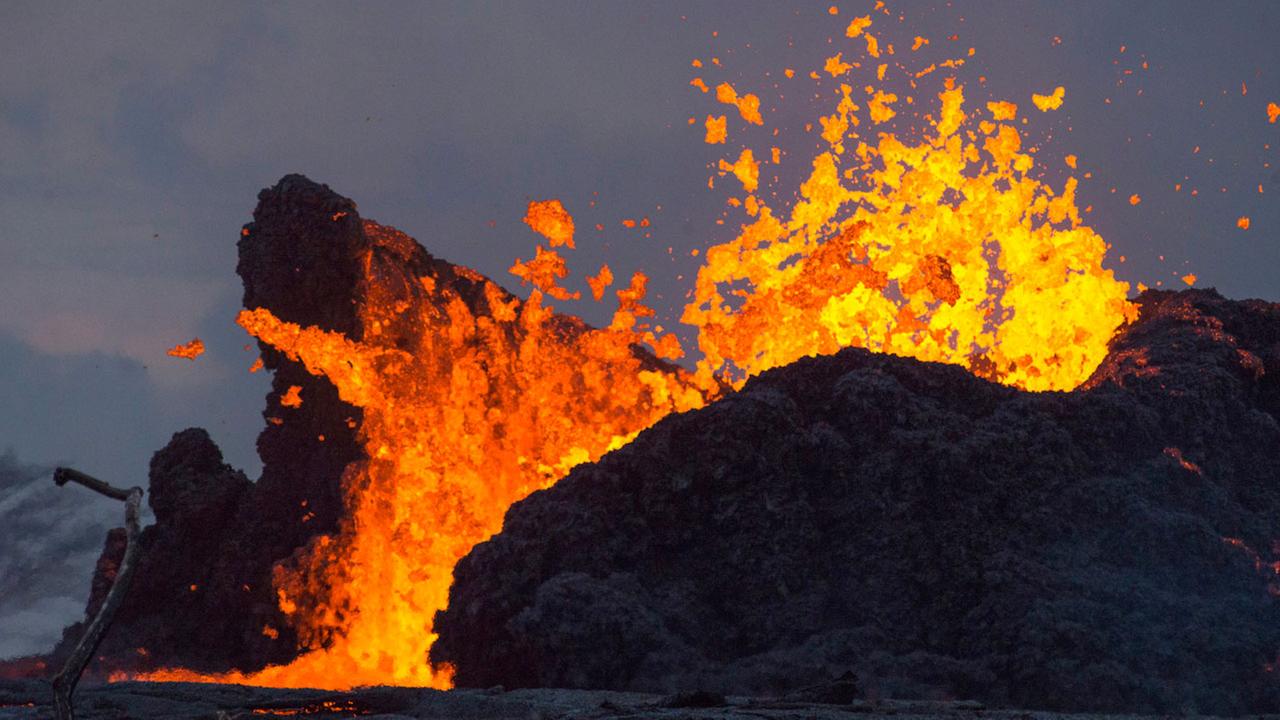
[49,176,379,675]
[432,289,1280,714]
[56,430,262,672]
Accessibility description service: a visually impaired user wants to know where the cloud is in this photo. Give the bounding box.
[0,331,163,482]
[0,2,248,184]
[168,3,684,194]
[0,261,226,364]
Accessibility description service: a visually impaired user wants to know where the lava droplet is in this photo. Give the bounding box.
[166,338,205,361]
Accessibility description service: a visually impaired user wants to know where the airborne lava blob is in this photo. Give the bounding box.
[133,5,1133,689]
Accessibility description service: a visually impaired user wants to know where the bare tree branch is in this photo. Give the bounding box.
[50,467,145,720]
[53,467,134,502]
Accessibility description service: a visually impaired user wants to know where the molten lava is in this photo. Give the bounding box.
[139,217,707,689]
[685,71,1133,392]
[166,338,206,361]
[132,5,1135,690]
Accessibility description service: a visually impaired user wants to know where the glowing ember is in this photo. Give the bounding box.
[1032,86,1065,111]
[586,264,614,301]
[522,199,575,249]
[166,338,205,360]
[279,385,304,409]
[845,16,872,39]
[718,149,759,193]
[715,82,764,125]
[987,101,1017,121]
[824,53,854,77]
[1163,447,1203,475]
[705,114,728,144]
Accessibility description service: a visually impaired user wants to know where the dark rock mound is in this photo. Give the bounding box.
[433,289,1280,714]
[51,429,263,674]
[146,428,250,528]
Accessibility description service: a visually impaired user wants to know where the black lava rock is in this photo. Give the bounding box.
[432,289,1280,715]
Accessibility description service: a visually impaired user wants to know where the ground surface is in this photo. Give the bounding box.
[2,680,1269,720]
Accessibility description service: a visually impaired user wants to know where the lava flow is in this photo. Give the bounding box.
[131,5,1133,690]
[136,214,709,689]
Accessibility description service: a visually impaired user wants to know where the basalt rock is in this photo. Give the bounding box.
[146,428,251,529]
[49,176,382,676]
[50,429,265,675]
[44,177,432,674]
[432,288,1280,715]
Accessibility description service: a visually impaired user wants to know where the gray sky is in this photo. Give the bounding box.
[1,0,1278,656]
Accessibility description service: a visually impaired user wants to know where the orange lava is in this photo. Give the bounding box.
[129,6,1136,690]
[1032,86,1065,112]
[521,199,575,249]
[686,56,1132,393]
[705,114,728,144]
[279,385,303,409]
[136,214,708,690]
[166,338,205,361]
[715,82,764,125]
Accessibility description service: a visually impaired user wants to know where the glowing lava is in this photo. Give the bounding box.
[137,216,708,689]
[686,33,1132,393]
[130,4,1134,690]
[165,338,205,361]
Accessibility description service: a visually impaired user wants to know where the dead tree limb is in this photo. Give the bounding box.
[50,467,145,720]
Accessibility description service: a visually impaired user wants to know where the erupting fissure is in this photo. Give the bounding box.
[131,5,1133,690]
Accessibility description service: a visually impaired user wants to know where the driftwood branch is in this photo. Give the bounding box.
[50,467,145,720]
[53,467,134,501]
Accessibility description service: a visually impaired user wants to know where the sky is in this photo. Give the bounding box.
[1,1,1278,657]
